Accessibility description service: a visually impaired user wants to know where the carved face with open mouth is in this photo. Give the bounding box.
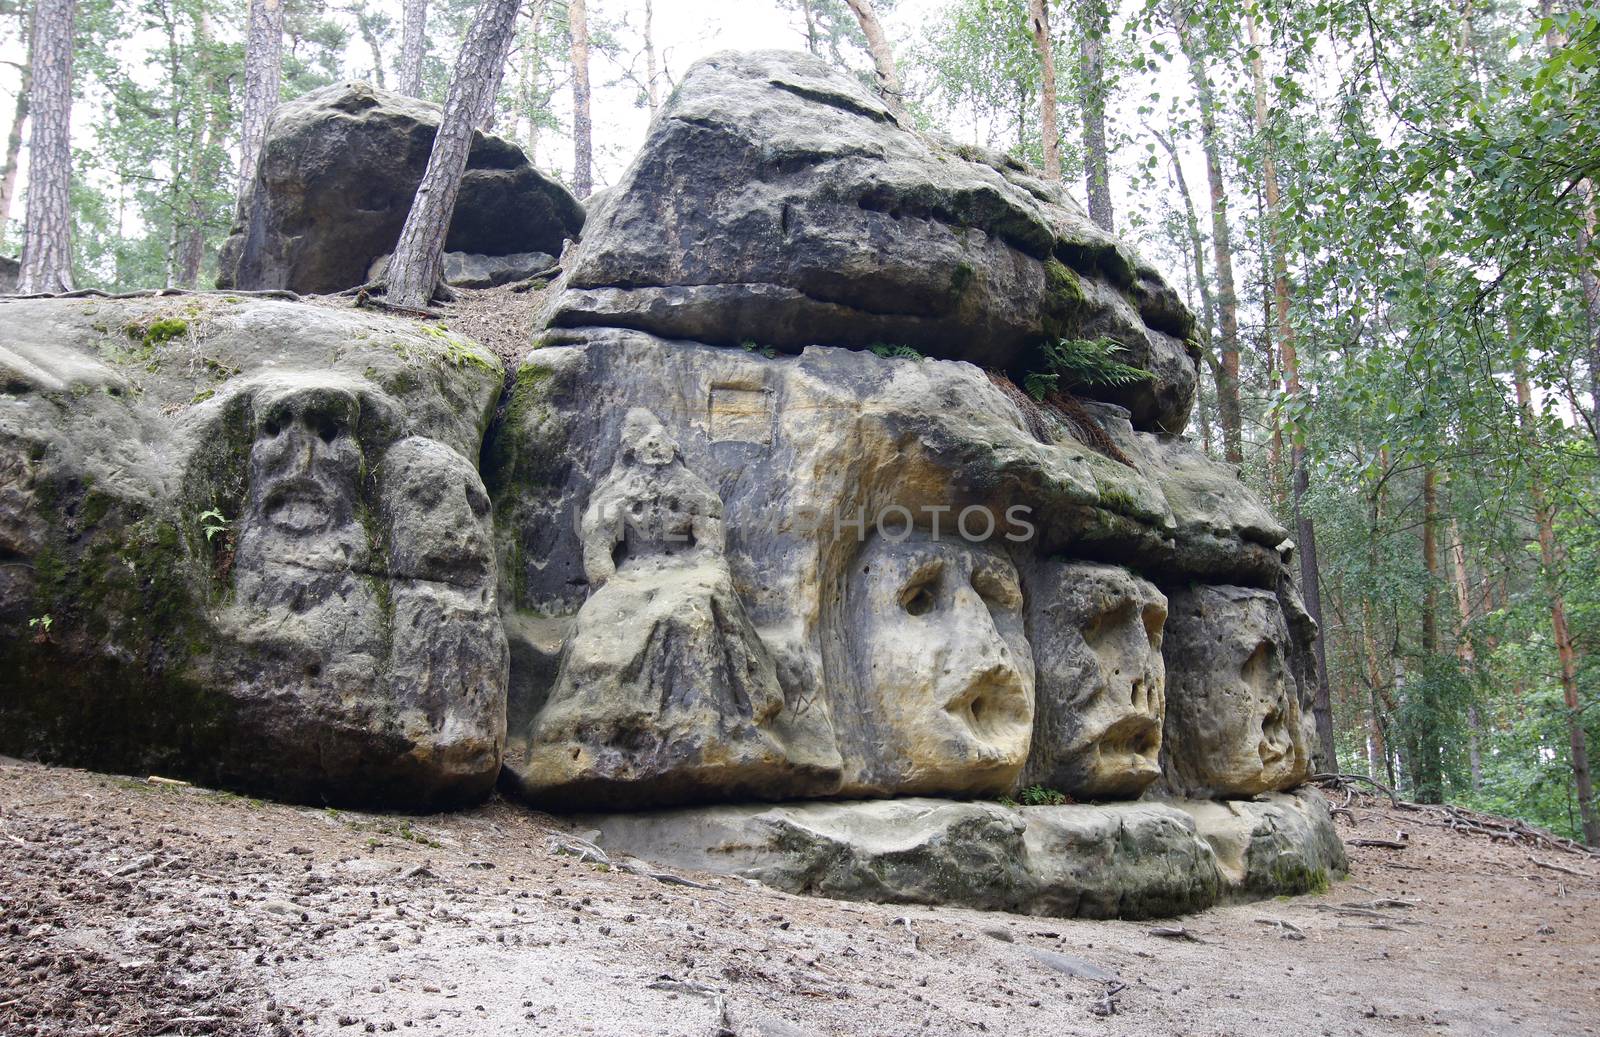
[845,530,1035,795]
[1021,561,1168,800]
[1161,584,1310,797]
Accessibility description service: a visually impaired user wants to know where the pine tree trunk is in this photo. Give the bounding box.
[399,0,427,96]
[17,0,74,295]
[1173,0,1241,465]
[1077,0,1113,229]
[844,0,905,120]
[644,0,659,111]
[1026,0,1059,180]
[238,0,284,200]
[0,2,32,231]
[569,0,592,198]
[473,5,520,130]
[1513,360,1600,845]
[387,0,523,309]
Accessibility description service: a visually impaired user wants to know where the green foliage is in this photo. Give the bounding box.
[1025,337,1151,400]
[869,342,923,360]
[1018,784,1071,806]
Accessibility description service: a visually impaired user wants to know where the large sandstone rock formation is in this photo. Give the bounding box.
[0,296,507,808]
[217,82,584,295]
[543,50,1198,435]
[0,49,1343,919]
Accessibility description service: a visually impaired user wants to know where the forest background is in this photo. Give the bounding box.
[3,0,1598,844]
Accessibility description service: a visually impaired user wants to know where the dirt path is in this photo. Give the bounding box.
[1,757,1595,1036]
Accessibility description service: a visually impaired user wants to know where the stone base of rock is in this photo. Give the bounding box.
[576,788,1344,919]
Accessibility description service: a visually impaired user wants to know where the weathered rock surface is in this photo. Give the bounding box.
[218,82,583,295]
[542,50,1198,434]
[1161,584,1313,798]
[0,296,507,807]
[1175,791,1347,898]
[1018,561,1166,800]
[368,250,557,290]
[577,789,1343,918]
[493,328,1306,809]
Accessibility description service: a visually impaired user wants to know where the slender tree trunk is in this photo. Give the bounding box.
[1027,0,1059,180]
[1578,179,1600,451]
[387,0,523,308]
[1361,603,1388,781]
[17,0,74,294]
[517,0,547,161]
[799,0,818,55]
[1077,0,1113,229]
[1151,124,1221,457]
[176,10,224,288]
[0,2,32,231]
[354,8,387,88]
[1448,515,1483,790]
[644,0,659,111]
[844,0,905,120]
[569,0,592,198]
[399,0,427,96]
[1513,360,1599,845]
[1173,0,1241,464]
[238,0,284,199]
[1242,12,1335,770]
[1406,463,1444,802]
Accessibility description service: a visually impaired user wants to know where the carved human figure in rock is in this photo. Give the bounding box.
[379,436,508,787]
[1161,584,1311,797]
[1019,561,1167,800]
[835,528,1035,796]
[205,373,506,803]
[507,408,819,809]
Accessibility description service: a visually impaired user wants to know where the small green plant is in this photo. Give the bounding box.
[198,508,232,543]
[869,342,923,360]
[27,614,53,639]
[997,794,1020,809]
[1018,784,1071,806]
[1025,337,1152,400]
[739,339,777,359]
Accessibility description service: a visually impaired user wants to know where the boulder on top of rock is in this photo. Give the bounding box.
[217,81,584,295]
[542,49,1198,435]
[0,296,507,809]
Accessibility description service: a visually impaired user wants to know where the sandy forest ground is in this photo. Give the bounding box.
[1,757,1596,1037]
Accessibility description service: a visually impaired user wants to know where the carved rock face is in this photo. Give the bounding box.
[840,531,1035,796]
[1161,584,1310,797]
[1020,562,1167,799]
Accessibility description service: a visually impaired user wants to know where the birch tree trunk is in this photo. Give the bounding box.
[238,0,284,200]
[1077,0,1113,228]
[644,0,659,111]
[844,0,905,120]
[1026,0,1059,180]
[0,3,32,230]
[17,0,74,295]
[569,0,592,198]
[399,0,427,96]
[1172,0,1241,465]
[387,0,524,309]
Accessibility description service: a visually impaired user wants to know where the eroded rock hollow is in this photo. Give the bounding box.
[0,50,1343,919]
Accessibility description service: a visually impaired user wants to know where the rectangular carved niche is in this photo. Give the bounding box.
[708,384,774,446]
